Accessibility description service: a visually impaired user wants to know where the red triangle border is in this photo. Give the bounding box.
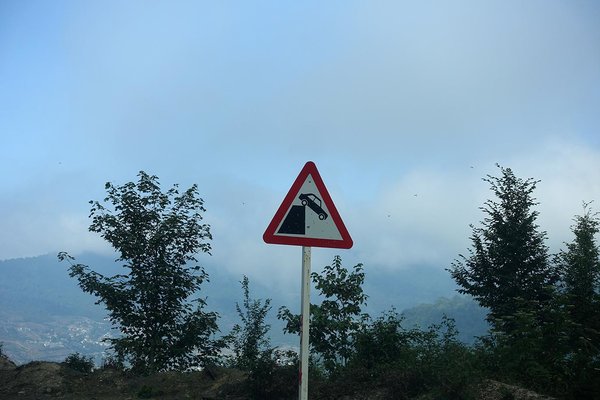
[263,161,353,249]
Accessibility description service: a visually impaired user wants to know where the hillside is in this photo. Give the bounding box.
[401,296,489,345]
[0,356,556,400]
[0,253,488,364]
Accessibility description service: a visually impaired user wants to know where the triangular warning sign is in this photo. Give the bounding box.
[263,161,353,249]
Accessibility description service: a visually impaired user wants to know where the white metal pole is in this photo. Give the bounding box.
[299,246,311,400]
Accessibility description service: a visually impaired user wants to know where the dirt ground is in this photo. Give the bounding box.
[0,358,248,400]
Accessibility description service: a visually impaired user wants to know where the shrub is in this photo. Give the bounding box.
[137,385,164,398]
[101,354,125,371]
[348,312,480,399]
[64,352,94,373]
[245,348,298,400]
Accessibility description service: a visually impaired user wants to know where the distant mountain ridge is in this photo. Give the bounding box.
[401,295,489,344]
[0,253,489,364]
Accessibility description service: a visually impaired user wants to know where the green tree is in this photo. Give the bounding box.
[349,312,478,400]
[278,255,367,373]
[449,165,556,332]
[554,203,600,398]
[556,202,600,333]
[230,276,288,399]
[58,171,223,373]
[351,309,415,370]
[479,296,574,395]
[230,275,272,370]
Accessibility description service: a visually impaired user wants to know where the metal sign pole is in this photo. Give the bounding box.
[299,246,311,400]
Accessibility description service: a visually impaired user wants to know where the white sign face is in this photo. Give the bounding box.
[263,162,353,249]
[275,173,343,240]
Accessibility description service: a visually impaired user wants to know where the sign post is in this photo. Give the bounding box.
[299,246,311,400]
[264,161,353,400]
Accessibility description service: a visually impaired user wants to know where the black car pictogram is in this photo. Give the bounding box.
[299,193,328,220]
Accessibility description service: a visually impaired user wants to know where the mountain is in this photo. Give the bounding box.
[0,254,116,364]
[401,295,489,344]
[0,253,488,364]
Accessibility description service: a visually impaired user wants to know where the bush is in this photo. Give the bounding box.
[346,312,480,399]
[245,348,298,400]
[137,385,164,398]
[101,354,125,371]
[64,352,95,373]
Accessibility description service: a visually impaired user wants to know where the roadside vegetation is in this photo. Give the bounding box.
[36,167,598,399]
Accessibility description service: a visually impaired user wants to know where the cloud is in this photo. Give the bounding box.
[1,0,599,295]
[347,167,485,270]
[341,138,600,271]
[504,139,600,250]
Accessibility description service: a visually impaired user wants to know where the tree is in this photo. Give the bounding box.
[230,276,284,400]
[556,202,600,331]
[58,171,223,373]
[351,309,414,370]
[554,203,600,397]
[449,165,556,332]
[230,275,272,370]
[278,255,367,373]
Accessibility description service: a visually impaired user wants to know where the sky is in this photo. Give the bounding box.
[1,1,600,292]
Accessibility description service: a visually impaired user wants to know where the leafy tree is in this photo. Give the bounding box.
[278,255,367,373]
[449,165,556,332]
[230,275,272,370]
[58,171,223,373]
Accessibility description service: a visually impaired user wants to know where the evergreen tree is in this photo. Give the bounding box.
[59,171,223,373]
[556,202,600,330]
[554,203,600,397]
[449,165,556,332]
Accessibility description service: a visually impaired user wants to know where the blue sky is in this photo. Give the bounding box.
[1,1,599,290]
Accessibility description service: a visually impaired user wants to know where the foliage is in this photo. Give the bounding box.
[554,203,600,398]
[244,348,298,400]
[278,255,367,374]
[351,309,415,370]
[477,295,575,396]
[100,354,125,371]
[340,312,478,400]
[446,166,600,397]
[64,352,95,373]
[276,256,480,398]
[137,385,165,399]
[469,203,600,398]
[228,275,285,399]
[555,203,600,338]
[38,164,600,398]
[401,295,489,345]
[416,317,480,400]
[58,171,223,373]
[230,275,272,371]
[449,164,556,333]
